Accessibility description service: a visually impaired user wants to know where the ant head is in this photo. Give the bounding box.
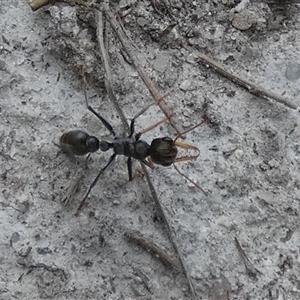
[99,140,112,152]
[86,136,100,153]
[149,137,178,166]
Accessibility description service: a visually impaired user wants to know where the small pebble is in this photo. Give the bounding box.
[10,232,20,244]
[179,79,191,91]
[235,149,244,160]
[214,162,226,174]
[153,52,169,73]
[232,10,256,31]
[295,156,300,164]
[285,62,300,81]
[256,191,274,204]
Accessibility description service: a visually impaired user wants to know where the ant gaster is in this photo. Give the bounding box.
[60,91,206,212]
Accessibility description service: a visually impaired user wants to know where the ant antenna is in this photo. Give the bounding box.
[173,164,207,195]
[172,117,208,195]
[174,118,208,143]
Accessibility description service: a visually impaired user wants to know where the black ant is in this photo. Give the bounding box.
[60,91,207,212]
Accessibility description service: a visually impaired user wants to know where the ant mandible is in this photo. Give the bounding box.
[60,90,207,213]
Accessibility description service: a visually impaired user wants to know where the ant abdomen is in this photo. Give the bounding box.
[60,130,100,156]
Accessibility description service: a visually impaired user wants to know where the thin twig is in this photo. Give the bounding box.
[183,44,299,111]
[61,168,85,205]
[96,10,129,131]
[0,74,21,89]
[234,237,262,279]
[28,0,87,11]
[132,267,152,293]
[124,229,176,268]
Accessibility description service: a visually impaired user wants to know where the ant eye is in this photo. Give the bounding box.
[162,137,173,143]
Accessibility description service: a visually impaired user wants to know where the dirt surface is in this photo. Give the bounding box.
[1,0,300,299]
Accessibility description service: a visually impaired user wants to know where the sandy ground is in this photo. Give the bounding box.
[1,0,300,299]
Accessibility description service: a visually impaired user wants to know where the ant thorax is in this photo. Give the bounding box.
[112,136,131,155]
[112,136,150,160]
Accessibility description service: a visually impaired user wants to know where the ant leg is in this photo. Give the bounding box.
[173,164,207,195]
[136,115,175,138]
[127,157,133,181]
[84,89,116,136]
[131,94,172,139]
[132,102,154,121]
[129,119,136,138]
[132,111,173,139]
[76,153,116,214]
[129,103,153,138]
[131,94,170,122]
[127,157,154,181]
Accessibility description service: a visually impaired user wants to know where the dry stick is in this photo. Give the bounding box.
[96,7,198,300]
[183,44,299,111]
[100,5,184,135]
[96,11,129,131]
[234,237,262,279]
[0,75,20,89]
[124,229,176,268]
[131,267,151,293]
[141,163,198,300]
[28,0,86,11]
[61,168,85,205]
